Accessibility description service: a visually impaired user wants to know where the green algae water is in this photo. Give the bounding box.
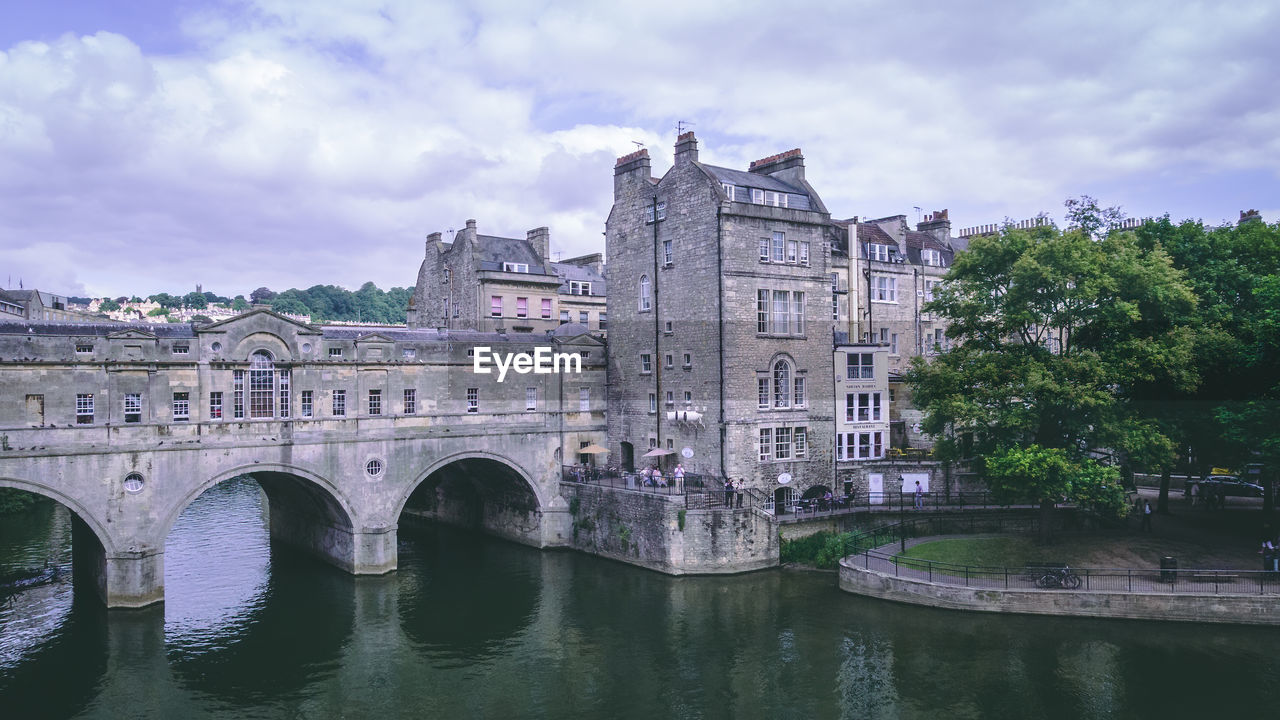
[3,477,1280,719]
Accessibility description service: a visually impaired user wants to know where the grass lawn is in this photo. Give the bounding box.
[897,537,1052,569]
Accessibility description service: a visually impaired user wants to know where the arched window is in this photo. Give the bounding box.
[773,359,791,408]
[249,350,275,418]
[639,275,651,311]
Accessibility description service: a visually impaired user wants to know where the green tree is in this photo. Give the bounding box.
[149,293,182,309]
[907,218,1197,538]
[190,314,213,324]
[147,307,169,317]
[250,287,276,304]
[232,296,250,312]
[99,298,121,312]
[183,291,208,310]
[270,296,310,317]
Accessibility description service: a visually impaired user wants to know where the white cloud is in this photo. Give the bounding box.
[1,0,1277,296]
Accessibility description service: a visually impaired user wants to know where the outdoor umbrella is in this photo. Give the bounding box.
[579,444,609,454]
[641,448,675,458]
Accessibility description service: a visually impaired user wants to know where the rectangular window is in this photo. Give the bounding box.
[667,438,674,450]
[663,239,673,266]
[332,390,346,417]
[787,239,798,263]
[791,292,804,335]
[924,279,939,302]
[934,328,946,353]
[403,348,417,359]
[795,427,807,458]
[329,347,343,358]
[772,231,785,262]
[368,389,382,416]
[682,353,691,368]
[664,353,674,369]
[124,393,142,423]
[569,281,592,295]
[75,343,93,353]
[526,387,538,412]
[665,390,674,406]
[579,387,590,412]
[648,393,657,413]
[502,262,529,273]
[233,370,245,418]
[753,188,765,205]
[851,392,882,422]
[858,432,872,459]
[76,393,94,424]
[403,389,416,415]
[579,311,588,324]
[832,293,839,320]
[560,310,570,324]
[172,392,190,422]
[649,437,658,449]
[869,243,890,262]
[664,320,673,334]
[874,276,897,302]
[723,183,736,200]
[300,390,312,418]
[922,249,942,266]
[466,388,478,413]
[775,427,792,460]
[757,290,769,333]
[759,428,773,461]
[758,378,769,409]
[772,290,789,334]
[173,344,189,354]
[656,201,666,220]
[794,377,805,407]
[640,354,652,373]
[759,237,770,262]
[684,390,692,405]
[211,391,224,420]
[278,369,290,418]
[250,364,273,419]
[516,297,528,317]
[490,296,503,317]
[847,353,874,380]
[541,298,552,318]
[799,242,809,265]
[598,312,607,330]
[836,432,845,461]
[890,333,899,354]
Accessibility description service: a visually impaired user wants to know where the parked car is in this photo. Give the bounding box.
[1188,475,1264,499]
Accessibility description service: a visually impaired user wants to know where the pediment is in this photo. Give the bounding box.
[197,308,321,335]
[355,332,396,344]
[106,329,158,341]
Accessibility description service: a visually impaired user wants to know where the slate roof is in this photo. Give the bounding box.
[551,261,607,295]
[700,164,808,197]
[0,321,197,338]
[856,222,897,247]
[472,234,555,275]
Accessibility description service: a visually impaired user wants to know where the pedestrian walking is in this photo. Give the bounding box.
[1141,501,1153,531]
[913,481,923,510]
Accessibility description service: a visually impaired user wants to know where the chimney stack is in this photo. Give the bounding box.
[613,148,652,200]
[1240,209,1262,225]
[917,209,952,243]
[674,131,699,165]
[527,227,550,261]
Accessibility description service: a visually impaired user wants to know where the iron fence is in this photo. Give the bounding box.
[560,466,760,510]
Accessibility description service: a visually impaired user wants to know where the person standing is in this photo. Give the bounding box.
[913,481,924,510]
[674,463,686,492]
[735,478,744,508]
[724,478,734,507]
[1141,501,1153,532]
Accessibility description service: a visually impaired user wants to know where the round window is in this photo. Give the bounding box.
[365,459,384,478]
[301,342,312,353]
[123,473,145,493]
[211,341,223,352]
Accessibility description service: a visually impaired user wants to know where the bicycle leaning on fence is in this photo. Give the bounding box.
[1034,566,1082,589]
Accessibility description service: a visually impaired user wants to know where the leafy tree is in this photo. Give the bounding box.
[0,487,39,514]
[129,296,142,303]
[232,296,250,312]
[906,218,1197,538]
[270,296,310,317]
[99,298,121,312]
[149,293,182,309]
[183,291,208,310]
[147,307,169,317]
[190,314,213,324]
[250,287,276,304]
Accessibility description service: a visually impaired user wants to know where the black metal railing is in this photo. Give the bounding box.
[839,516,1280,596]
[773,490,1026,522]
[560,466,760,510]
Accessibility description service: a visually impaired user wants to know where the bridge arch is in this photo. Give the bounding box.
[396,450,550,548]
[0,476,116,554]
[156,462,361,574]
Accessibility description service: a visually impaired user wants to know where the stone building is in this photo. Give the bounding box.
[605,133,837,500]
[1,288,94,323]
[405,220,606,335]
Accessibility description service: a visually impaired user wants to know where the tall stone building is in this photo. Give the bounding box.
[405,221,606,334]
[605,133,836,500]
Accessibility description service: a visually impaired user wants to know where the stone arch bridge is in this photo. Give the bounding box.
[0,311,606,607]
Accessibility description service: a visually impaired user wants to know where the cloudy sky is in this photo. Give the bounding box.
[3,0,1278,298]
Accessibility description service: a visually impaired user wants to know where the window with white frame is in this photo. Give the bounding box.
[333,389,346,417]
[772,232,785,262]
[502,262,529,273]
[172,392,190,421]
[368,389,381,416]
[329,347,343,358]
[579,387,590,412]
[794,376,806,407]
[846,392,882,422]
[792,292,804,333]
[868,243,891,262]
[526,387,537,411]
[758,378,769,409]
[124,393,142,423]
[649,437,658,449]
[891,333,899,354]
[873,276,897,302]
[773,360,791,408]
[403,389,415,414]
[847,353,874,379]
[599,312,607,330]
[233,370,245,418]
[832,293,839,320]
[836,431,884,460]
[516,297,528,317]
[775,426,793,459]
[656,201,666,220]
[300,390,312,418]
[921,249,942,267]
[541,298,553,318]
[173,344,189,354]
[491,296,503,317]
[210,391,224,420]
[665,390,674,406]
[799,241,809,265]
[639,275,651,311]
[772,290,789,334]
[663,239,673,266]
[278,369,290,418]
[752,188,765,205]
[924,279,940,301]
[664,353,673,369]
[723,183,736,201]
[76,393,94,424]
[249,351,276,419]
[682,352,691,368]
[759,237,770,262]
[758,290,804,335]
[640,354,652,373]
[466,388,478,413]
[795,427,807,458]
[75,343,93,353]
[560,310,570,324]
[684,390,692,405]
[579,310,588,324]
[648,393,657,413]
[764,191,786,207]
[787,239,798,263]
[757,290,769,333]
[759,428,773,461]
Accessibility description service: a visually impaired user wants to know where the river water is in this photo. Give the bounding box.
[2,477,1279,719]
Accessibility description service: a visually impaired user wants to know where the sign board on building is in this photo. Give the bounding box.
[777,472,792,485]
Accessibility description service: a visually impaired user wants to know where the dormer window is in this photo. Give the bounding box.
[764,191,786,208]
[921,249,943,267]
[752,189,764,204]
[502,262,529,273]
[722,184,736,201]
[868,243,891,262]
[569,281,592,295]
